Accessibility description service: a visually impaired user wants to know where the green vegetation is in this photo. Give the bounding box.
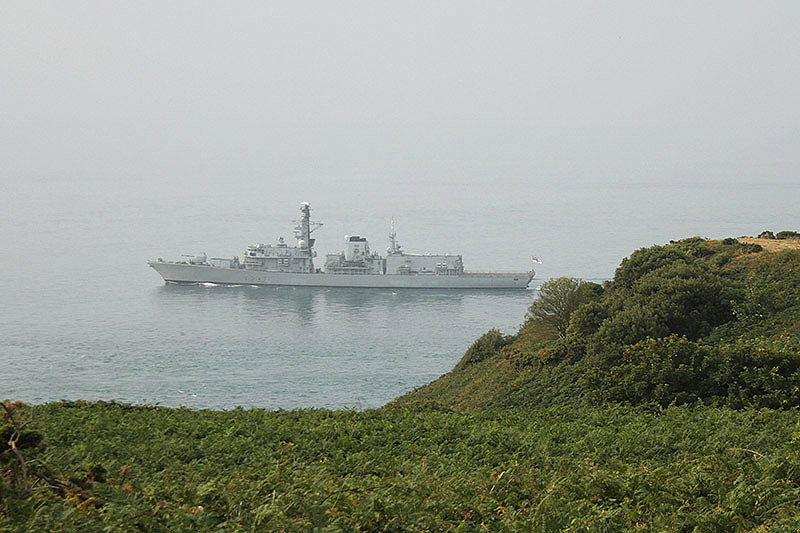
[525,277,601,338]
[759,230,800,240]
[4,236,800,530]
[402,237,800,410]
[5,402,800,531]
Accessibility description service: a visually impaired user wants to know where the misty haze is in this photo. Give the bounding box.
[2,3,800,528]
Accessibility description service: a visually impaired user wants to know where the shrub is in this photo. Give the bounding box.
[713,336,800,408]
[741,243,763,253]
[612,245,690,289]
[567,300,609,338]
[453,329,510,371]
[526,278,596,338]
[583,336,715,406]
[593,305,669,348]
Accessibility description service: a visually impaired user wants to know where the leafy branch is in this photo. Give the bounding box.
[2,400,32,492]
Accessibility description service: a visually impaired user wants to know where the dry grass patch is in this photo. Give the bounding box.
[738,237,800,252]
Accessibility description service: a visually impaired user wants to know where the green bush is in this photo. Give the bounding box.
[453,329,511,371]
[526,277,597,338]
[611,245,689,290]
[566,300,609,338]
[714,336,800,408]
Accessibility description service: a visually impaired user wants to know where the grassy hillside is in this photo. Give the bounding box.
[397,236,800,411]
[5,402,800,531]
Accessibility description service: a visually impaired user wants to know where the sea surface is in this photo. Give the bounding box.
[1,177,796,409]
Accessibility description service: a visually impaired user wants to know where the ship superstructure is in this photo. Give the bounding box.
[323,222,465,277]
[236,202,322,273]
[149,203,533,289]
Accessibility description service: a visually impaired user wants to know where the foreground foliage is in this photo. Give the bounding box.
[5,401,800,531]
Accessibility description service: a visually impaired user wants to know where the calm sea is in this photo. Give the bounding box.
[1,177,796,409]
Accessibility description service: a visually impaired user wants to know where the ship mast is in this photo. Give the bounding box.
[387,218,402,255]
[294,202,322,272]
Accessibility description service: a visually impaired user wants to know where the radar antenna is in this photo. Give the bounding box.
[293,202,323,272]
[388,218,402,255]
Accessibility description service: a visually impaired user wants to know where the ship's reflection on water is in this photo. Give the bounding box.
[156,283,527,322]
[145,283,534,409]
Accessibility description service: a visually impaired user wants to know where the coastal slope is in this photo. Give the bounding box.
[396,235,800,411]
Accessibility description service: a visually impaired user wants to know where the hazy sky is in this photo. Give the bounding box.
[2,1,799,195]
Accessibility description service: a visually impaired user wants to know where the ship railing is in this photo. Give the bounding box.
[461,271,532,277]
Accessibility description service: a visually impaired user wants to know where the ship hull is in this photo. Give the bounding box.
[148,261,532,289]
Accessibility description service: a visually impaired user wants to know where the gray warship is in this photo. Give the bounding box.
[148,203,534,289]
